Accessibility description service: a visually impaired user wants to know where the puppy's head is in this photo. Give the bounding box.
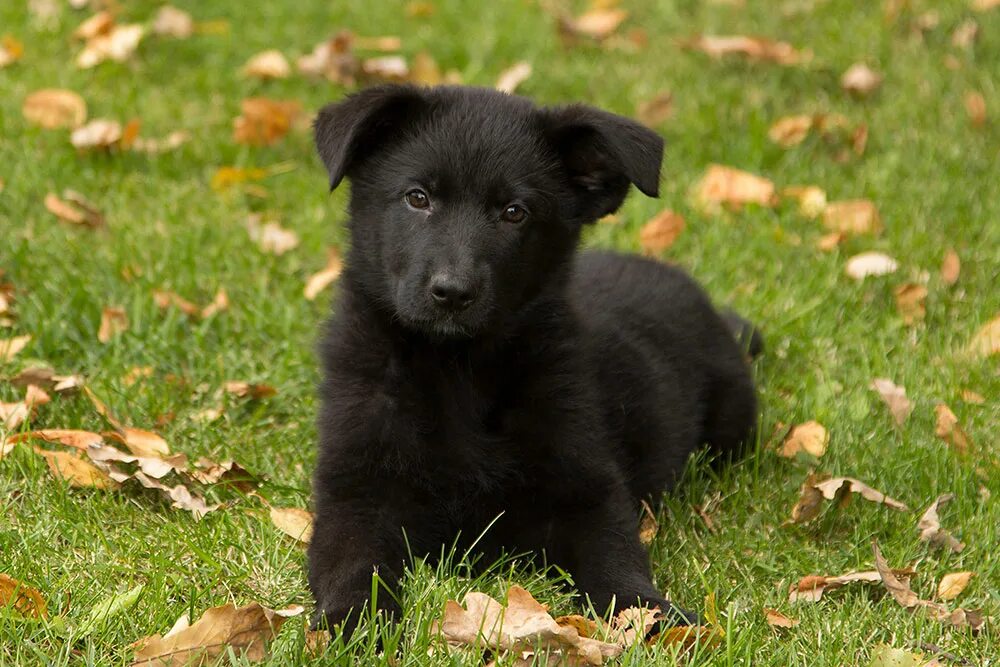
[315,85,663,338]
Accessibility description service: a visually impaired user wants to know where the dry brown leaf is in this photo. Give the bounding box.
[872,543,959,625]
[22,89,87,129]
[960,389,984,405]
[435,585,623,665]
[131,602,303,666]
[0,574,48,619]
[210,166,268,191]
[782,185,827,218]
[788,568,914,603]
[788,474,908,524]
[304,248,343,301]
[694,164,775,211]
[917,494,965,553]
[296,32,357,85]
[940,249,960,285]
[937,572,973,601]
[153,288,228,319]
[816,231,845,251]
[246,215,299,255]
[1,334,31,361]
[681,35,806,65]
[636,92,674,127]
[223,381,277,400]
[845,252,898,280]
[233,98,301,146]
[638,499,658,545]
[8,429,104,449]
[841,63,883,96]
[34,446,120,489]
[973,0,1000,11]
[946,607,985,631]
[269,507,314,543]
[823,200,882,236]
[130,471,219,518]
[934,404,971,455]
[70,118,123,151]
[893,283,927,325]
[152,5,194,38]
[353,35,402,51]
[870,378,913,425]
[406,1,436,18]
[496,61,532,94]
[0,35,23,68]
[966,313,1000,357]
[98,306,128,343]
[242,50,290,79]
[77,23,144,69]
[132,130,190,154]
[1,401,29,430]
[361,55,409,81]
[409,51,442,86]
[25,385,50,409]
[964,91,986,128]
[188,458,258,492]
[951,19,979,48]
[560,8,629,41]
[104,428,170,459]
[639,209,685,255]
[763,608,799,629]
[768,115,813,147]
[778,421,828,458]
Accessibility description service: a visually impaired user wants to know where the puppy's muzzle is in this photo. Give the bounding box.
[429,272,478,311]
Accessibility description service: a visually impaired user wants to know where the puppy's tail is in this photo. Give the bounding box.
[721,309,764,359]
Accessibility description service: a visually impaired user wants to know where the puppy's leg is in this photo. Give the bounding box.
[307,494,418,637]
[553,488,697,626]
[702,364,758,463]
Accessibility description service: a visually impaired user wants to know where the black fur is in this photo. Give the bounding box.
[308,85,759,635]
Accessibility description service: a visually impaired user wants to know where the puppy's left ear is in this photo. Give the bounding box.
[544,105,664,221]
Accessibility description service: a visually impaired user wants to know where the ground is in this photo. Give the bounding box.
[1,0,998,665]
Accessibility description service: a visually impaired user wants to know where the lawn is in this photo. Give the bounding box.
[1,0,998,665]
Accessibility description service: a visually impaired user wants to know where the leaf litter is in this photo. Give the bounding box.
[787,473,908,525]
[870,378,913,425]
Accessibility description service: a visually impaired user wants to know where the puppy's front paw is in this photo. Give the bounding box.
[311,591,401,639]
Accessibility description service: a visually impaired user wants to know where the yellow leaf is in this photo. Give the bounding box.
[269,507,314,543]
[22,89,87,129]
[639,209,685,255]
[34,447,120,489]
[937,571,973,600]
[966,313,1000,357]
[778,421,828,458]
[0,574,48,619]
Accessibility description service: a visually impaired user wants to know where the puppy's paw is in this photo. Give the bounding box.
[310,592,401,639]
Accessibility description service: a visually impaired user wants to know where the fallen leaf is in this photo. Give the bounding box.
[841,63,883,96]
[653,625,724,653]
[636,92,674,127]
[131,471,219,519]
[8,429,104,449]
[152,5,194,38]
[24,385,50,409]
[131,130,190,154]
[869,644,925,667]
[296,32,357,85]
[131,602,303,665]
[269,507,314,543]
[768,115,813,147]
[763,608,799,628]
[559,8,629,41]
[223,381,277,400]
[782,185,827,218]
[246,214,299,255]
[188,458,258,493]
[681,35,807,65]
[303,248,343,301]
[361,55,409,81]
[693,164,776,211]
[1,334,31,361]
[1,401,30,430]
[98,306,128,343]
[973,0,1000,11]
[409,51,442,86]
[242,49,290,79]
[495,61,532,94]
[960,389,984,405]
[945,607,985,631]
[22,89,87,129]
[893,283,927,325]
[104,428,169,458]
[870,378,913,425]
[353,35,403,52]
[964,91,986,128]
[917,494,965,553]
[778,421,828,458]
[788,568,914,603]
[233,98,301,146]
[788,474,908,524]
[210,166,268,191]
[435,585,623,665]
[70,118,123,151]
[823,200,882,236]
[937,572,973,601]
[153,288,228,319]
[940,249,960,285]
[34,446,120,489]
[951,19,979,48]
[638,499,658,545]
[77,23,144,69]
[845,252,898,280]
[0,35,23,68]
[872,543,924,609]
[934,404,971,455]
[0,574,48,619]
[639,209,685,255]
[406,1,436,18]
[966,313,1000,357]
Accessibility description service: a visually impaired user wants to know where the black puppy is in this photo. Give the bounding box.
[308,85,759,635]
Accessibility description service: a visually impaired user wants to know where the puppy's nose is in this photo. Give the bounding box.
[429,273,477,311]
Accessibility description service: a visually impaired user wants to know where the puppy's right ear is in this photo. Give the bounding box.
[314,85,427,190]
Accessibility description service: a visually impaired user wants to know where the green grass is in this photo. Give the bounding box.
[2,0,998,664]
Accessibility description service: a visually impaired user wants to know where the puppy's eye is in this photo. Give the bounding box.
[405,189,430,210]
[501,203,528,224]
